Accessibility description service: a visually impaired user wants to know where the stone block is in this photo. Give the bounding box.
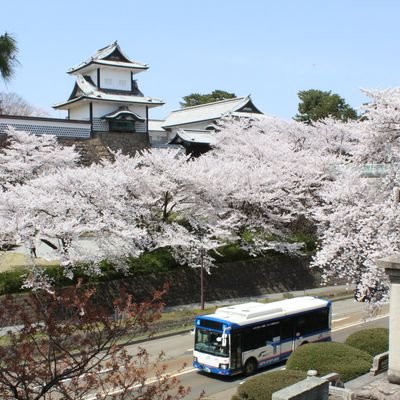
[272,376,329,400]
[370,352,389,376]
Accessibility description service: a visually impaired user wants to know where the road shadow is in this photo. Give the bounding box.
[195,360,287,383]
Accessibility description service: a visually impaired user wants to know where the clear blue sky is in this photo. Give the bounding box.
[1,0,400,120]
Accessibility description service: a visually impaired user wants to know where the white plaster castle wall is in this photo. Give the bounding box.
[148,130,169,144]
[128,104,147,119]
[101,68,131,90]
[69,104,90,120]
[92,102,117,118]
[88,70,98,85]
[92,102,147,119]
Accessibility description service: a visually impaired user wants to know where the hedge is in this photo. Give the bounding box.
[231,370,306,400]
[286,342,372,382]
[0,247,184,294]
[345,328,389,357]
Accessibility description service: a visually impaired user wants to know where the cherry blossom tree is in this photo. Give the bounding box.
[0,146,236,279]
[3,96,398,307]
[194,115,343,255]
[0,126,78,188]
[0,130,193,399]
[312,168,393,301]
[311,88,400,302]
[0,282,189,400]
[0,127,79,252]
[354,88,400,164]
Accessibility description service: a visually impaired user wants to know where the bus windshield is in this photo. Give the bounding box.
[194,328,229,357]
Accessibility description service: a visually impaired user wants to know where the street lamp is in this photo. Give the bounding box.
[199,248,205,311]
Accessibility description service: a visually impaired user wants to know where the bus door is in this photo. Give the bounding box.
[230,331,242,371]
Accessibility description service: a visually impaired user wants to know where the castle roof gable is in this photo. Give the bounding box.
[53,75,164,109]
[68,41,148,74]
[169,129,217,145]
[162,96,263,128]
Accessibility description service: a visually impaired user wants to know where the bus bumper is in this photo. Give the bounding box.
[193,361,232,376]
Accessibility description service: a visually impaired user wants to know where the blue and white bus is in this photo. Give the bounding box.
[193,296,331,376]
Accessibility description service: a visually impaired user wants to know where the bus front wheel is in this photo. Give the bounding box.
[243,358,257,376]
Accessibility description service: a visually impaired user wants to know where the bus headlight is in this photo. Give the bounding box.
[193,357,198,363]
[219,363,229,370]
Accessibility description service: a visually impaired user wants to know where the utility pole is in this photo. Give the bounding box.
[200,248,205,310]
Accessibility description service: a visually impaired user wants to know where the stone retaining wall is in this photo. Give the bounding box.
[97,254,320,308]
[58,131,150,165]
[0,254,324,325]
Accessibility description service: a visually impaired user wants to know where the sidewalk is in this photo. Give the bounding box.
[206,386,238,400]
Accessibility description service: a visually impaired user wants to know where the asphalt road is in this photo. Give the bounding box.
[110,297,389,400]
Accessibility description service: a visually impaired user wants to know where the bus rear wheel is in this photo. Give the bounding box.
[243,358,257,376]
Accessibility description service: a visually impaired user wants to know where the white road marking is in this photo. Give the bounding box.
[84,367,197,399]
[332,314,388,332]
[61,368,113,383]
[332,317,350,323]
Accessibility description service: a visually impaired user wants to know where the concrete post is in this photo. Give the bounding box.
[376,255,400,384]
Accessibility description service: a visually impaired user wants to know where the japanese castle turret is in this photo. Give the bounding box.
[53,41,164,136]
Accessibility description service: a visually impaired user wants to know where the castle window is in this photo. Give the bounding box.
[109,119,135,132]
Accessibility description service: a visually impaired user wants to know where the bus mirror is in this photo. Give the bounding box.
[222,327,229,347]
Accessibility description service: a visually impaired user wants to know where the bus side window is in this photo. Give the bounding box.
[281,318,294,340]
[242,328,253,351]
[313,309,329,331]
[295,315,306,336]
[295,309,330,336]
[266,322,280,344]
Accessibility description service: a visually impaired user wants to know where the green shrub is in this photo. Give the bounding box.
[289,232,317,253]
[0,268,27,294]
[286,342,372,382]
[345,328,389,357]
[127,247,180,274]
[0,265,77,295]
[231,370,306,400]
[211,243,251,263]
[0,247,182,295]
